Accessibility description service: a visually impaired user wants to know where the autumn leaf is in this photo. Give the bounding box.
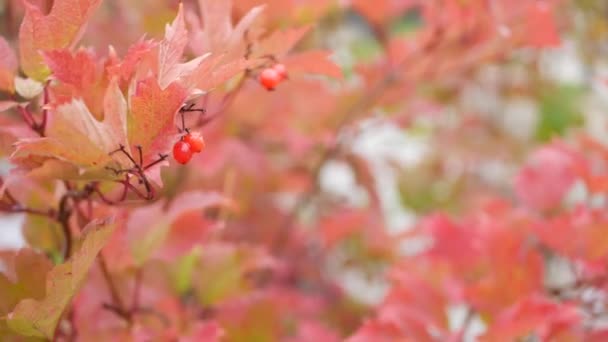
[12,80,129,175]
[157,4,210,90]
[127,191,232,266]
[107,39,156,82]
[10,72,189,185]
[19,0,102,80]
[0,37,18,93]
[183,56,253,93]
[188,0,265,57]
[515,144,582,212]
[0,249,53,317]
[42,48,107,119]
[6,219,115,339]
[127,76,187,169]
[481,295,581,341]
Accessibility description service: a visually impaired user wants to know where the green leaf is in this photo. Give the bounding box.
[7,219,115,339]
[171,246,202,295]
[536,85,583,142]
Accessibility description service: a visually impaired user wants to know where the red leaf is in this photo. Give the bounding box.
[515,143,581,212]
[19,0,102,80]
[524,1,561,48]
[127,77,187,183]
[0,37,17,93]
[534,207,608,261]
[481,295,581,341]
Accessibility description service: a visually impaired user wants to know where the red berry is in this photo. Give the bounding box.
[173,140,193,164]
[183,131,206,153]
[259,68,281,90]
[273,63,288,81]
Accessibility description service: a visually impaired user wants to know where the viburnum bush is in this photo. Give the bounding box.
[0,0,607,340]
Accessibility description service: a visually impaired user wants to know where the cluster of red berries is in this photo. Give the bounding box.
[258,63,288,91]
[172,131,205,164]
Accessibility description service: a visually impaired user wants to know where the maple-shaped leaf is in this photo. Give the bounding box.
[0,249,53,317]
[127,76,187,173]
[0,37,18,93]
[11,75,187,185]
[42,48,107,119]
[481,295,581,341]
[157,4,210,90]
[6,219,115,339]
[106,39,156,82]
[188,0,264,57]
[19,0,102,80]
[182,55,253,94]
[12,80,129,174]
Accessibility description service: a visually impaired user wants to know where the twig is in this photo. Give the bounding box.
[131,268,143,312]
[98,254,130,323]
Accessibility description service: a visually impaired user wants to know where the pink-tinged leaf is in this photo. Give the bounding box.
[103,79,129,154]
[157,4,207,90]
[7,219,115,339]
[188,0,264,56]
[481,295,581,341]
[19,0,102,80]
[107,39,156,81]
[0,37,17,93]
[534,207,608,261]
[283,50,343,79]
[12,97,128,173]
[420,214,481,269]
[185,57,253,92]
[43,48,107,119]
[515,143,581,212]
[197,0,233,51]
[128,77,187,169]
[42,49,97,87]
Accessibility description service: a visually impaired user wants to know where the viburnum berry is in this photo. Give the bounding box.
[183,131,206,153]
[259,68,281,91]
[173,140,193,164]
[273,63,288,81]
